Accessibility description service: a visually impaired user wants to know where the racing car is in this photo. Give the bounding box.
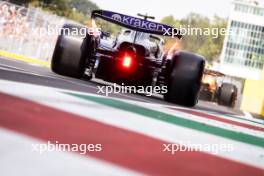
[200,69,238,108]
[51,10,205,106]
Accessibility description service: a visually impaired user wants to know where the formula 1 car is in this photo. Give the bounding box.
[51,10,205,106]
[199,69,238,108]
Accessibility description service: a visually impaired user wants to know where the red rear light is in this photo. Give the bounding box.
[122,55,132,68]
[120,47,136,69]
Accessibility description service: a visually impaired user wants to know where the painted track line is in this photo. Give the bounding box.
[0,79,263,171]
[0,128,140,176]
[0,92,263,176]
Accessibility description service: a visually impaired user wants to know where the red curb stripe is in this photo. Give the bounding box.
[169,107,264,132]
[0,92,263,176]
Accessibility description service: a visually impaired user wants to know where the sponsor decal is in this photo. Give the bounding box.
[99,10,179,37]
[111,14,122,22]
[109,12,166,32]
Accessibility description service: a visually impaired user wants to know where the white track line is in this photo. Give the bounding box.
[0,128,140,176]
[0,79,263,169]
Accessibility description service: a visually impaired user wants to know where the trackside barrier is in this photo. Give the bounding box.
[0,1,76,63]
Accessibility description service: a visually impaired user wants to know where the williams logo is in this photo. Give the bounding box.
[111,14,122,22]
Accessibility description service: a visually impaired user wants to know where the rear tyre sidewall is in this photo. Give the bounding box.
[51,24,88,78]
[164,51,205,107]
[218,83,237,108]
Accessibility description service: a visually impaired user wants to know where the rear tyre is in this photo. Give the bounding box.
[51,24,89,78]
[217,83,237,108]
[164,51,205,107]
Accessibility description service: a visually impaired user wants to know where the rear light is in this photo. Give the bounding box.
[120,47,136,69]
[122,55,132,68]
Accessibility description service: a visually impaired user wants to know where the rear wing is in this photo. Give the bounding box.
[91,10,182,39]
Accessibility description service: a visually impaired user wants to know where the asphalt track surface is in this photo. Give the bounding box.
[0,56,243,116]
